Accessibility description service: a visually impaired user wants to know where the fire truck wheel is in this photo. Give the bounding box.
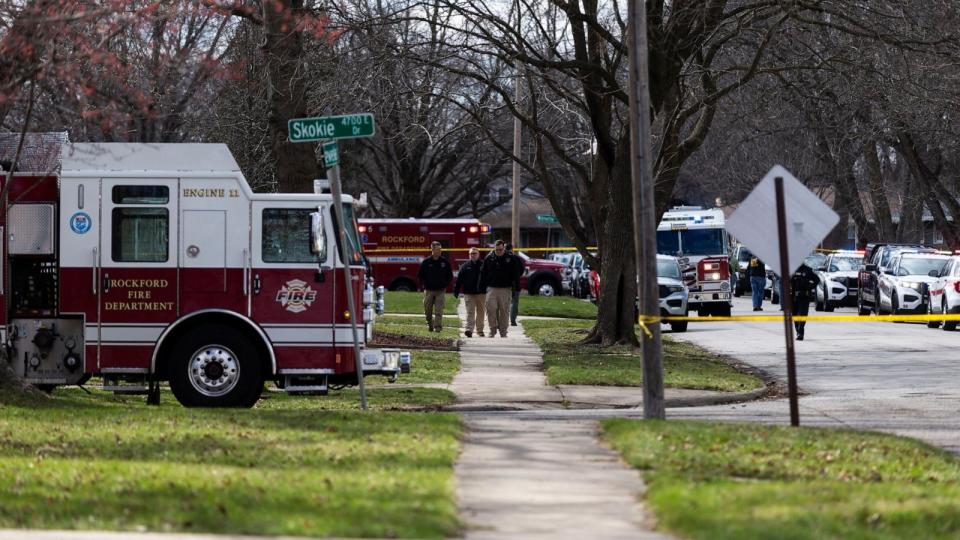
[169,325,264,408]
[391,279,416,292]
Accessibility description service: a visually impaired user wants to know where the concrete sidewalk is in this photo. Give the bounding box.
[452,308,674,539]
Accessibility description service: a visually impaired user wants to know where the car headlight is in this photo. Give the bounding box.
[901,281,920,290]
[668,285,683,293]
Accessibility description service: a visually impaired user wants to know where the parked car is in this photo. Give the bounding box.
[858,243,930,315]
[547,252,577,294]
[926,255,960,330]
[570,253,594,299]
[730,244,754,296]
[516,252,568,296]
[814,251,863,311]
[876,252,949,315]
[656,255,689,332]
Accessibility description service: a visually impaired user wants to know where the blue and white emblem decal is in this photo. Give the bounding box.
[69,212,92,234]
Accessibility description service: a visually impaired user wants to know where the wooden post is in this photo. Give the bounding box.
[628,0,665,419]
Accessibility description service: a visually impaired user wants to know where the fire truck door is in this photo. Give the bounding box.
[98,180,179,370]
[251,202,335,367]
[59,177,100,369]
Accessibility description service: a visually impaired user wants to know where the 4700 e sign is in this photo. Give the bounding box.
[288,114,376,142]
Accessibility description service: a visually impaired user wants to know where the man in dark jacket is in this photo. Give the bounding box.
[506,243,525,326]
[790,263,820,341]
[482,240,518,337]
[418,241,453,331]
[454,247,486,337]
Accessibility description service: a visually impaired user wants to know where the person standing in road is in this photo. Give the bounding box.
[417,241,453,332]
[506,242,525,326]
[790,263,820,341]
[454,247,487,337]
[749,256,766,311]
[483,240,516,337]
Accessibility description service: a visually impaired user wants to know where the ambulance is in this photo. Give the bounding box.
[1,137,406,407]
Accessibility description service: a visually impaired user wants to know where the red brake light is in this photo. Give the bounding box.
[954,281,960,294]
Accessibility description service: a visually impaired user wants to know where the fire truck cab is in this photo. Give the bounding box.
[656,206,732,316]
[1,140,404,407]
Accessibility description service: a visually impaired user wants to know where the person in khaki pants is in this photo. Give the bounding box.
[482,240,520,337]
[454,248,487,337]
[417,241,453,331]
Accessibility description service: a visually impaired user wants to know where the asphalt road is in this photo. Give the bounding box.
[666,295,960,453]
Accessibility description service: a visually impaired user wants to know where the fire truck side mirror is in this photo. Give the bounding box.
[309,211,325,256]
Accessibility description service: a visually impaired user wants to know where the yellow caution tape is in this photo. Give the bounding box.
[638,313,960,324]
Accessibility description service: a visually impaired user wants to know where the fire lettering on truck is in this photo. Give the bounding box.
[276,279,318,313]
[103,279,173,311]
[182,188,232,198]
[381,235,426,244]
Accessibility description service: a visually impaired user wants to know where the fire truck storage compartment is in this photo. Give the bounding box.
[9,317,85,385]
[7,203,58,316]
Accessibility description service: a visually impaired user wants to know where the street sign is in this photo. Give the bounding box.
[726,165,839,277]
[322,141,338,168]
[288,113,376,142]
[536,214,558,224]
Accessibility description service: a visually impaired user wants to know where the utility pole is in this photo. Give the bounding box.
[628,0,665,419]
[511,58,522,248]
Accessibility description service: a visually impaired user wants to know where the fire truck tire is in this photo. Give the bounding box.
[169,325,264,408]
[390,279,417,292]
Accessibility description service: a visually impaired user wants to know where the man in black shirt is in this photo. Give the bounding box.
[454,247,487,337]
[482,240,517,337]
[418,241,453,331]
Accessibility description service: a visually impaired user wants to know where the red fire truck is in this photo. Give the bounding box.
[1,138,405,407]
[359,218,568,295]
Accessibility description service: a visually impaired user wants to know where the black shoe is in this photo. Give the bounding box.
[428,322,434,331]
[753,307,761,312]
[797,332,804,341]
[465,331,472,337]
[511,321,517,326]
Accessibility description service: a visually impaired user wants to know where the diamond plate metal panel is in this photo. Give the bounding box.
[9,204,55,255]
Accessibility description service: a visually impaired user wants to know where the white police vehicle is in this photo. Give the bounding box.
[877,252,949,315]
[815,251,864,311]
[657,254,689,332]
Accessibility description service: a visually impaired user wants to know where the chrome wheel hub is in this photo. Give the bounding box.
[538,283,556,296]
[188,345,240,397]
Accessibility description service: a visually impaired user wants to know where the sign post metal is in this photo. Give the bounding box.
[289,115,376,410]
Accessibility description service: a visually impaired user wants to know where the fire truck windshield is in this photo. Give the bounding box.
[332,203,365,264]
[657,229,726,257]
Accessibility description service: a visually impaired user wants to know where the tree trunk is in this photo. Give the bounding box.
[583,135,638,346]
[262,0,320,193]
[862,140,895,240]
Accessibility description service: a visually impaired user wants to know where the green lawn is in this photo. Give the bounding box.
[0,388,461,538]
[522,319,763,391]
[367,350,460,385]
[518,295,598,319]
[384,291,458,315]
[603,419,960,540]
[372,315,460,350]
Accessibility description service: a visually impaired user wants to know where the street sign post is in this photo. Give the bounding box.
[288,113,376,411]
[726,165,840,427]
[288,113,376,142]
